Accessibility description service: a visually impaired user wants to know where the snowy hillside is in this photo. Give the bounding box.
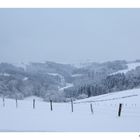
[59,83,73,91]
[24,96,43,101]
[0,88,140,132]
[12,62,28,71]
[0,60,138,101]
[111,62,140,75]
[75,88,140,104]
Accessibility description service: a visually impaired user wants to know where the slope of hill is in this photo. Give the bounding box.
[75,88,140,104]
[111,62,140,75]
[0,88,139,132]
[0,60,139,101]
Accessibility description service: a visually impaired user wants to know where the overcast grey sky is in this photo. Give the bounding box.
[0,9,140,64]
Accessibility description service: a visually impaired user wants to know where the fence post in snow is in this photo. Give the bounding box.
[33,99,35,109]
[50,100,53,111]
[16,98,18,108]
[71,99,73,112]
[3,97,5,107]
[90,103,93,114]
[118,103,122,117]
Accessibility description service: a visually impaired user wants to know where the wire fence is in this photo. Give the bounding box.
[0,97,140,118]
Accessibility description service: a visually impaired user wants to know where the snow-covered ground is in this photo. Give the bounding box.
[72,74,83,77]
[111,62,140,75]
[47,73,74,91]
[0,88,140,132]
[23,77,28,81]
[12,62,28,71]
[47,73,66,86]
[0,73,10,77]
[59,83,74,91]
[24,96,43,102]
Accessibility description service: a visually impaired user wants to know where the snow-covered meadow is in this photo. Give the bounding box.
[111,62,140,75]
[0,88,140,132]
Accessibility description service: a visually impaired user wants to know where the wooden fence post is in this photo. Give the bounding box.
[90,103,93,114]
[50,100,53,111]
[71,99,73,112]
[33,99,35,109]
[118,103,122,117]
[3,97,5,107]
[16,98,18,108]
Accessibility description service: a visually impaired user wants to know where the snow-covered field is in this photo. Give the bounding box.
[59,83,74,91]
[0,88,140,132]
[112,62,140,75]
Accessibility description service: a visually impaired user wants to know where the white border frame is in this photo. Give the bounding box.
[0,0,140,8]
[0,0,140,140]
